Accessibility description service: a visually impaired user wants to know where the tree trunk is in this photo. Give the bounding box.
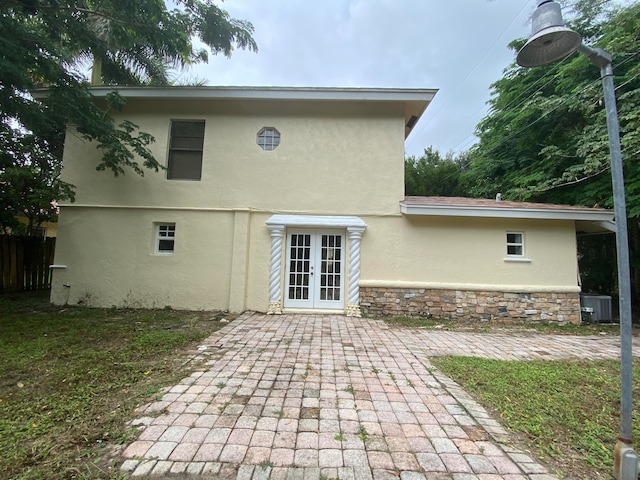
[91,56,103,86]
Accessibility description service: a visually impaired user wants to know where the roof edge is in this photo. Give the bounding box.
[400,197,614,223]
[33,85,438,102]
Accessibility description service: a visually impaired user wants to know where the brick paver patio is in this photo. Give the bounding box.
[120,313,638,479]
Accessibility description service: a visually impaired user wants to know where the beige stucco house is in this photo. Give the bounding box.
[49,86,614,323]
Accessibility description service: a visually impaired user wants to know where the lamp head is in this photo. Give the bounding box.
[516,0,582,67]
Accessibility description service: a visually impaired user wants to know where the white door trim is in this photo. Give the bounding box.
[266,215,367,316]
[284,230,346,310]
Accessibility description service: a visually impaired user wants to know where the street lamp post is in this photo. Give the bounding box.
[516,1,638,479]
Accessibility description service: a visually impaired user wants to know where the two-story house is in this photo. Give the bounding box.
[49,86,614,323]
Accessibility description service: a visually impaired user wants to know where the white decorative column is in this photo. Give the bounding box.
[345,226,365,317]
[266,225,285,314]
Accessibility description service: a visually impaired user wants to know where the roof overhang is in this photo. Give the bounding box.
[400,197,615,233]
[32,85,437,139]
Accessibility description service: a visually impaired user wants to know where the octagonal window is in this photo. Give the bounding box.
[257,127,280,151]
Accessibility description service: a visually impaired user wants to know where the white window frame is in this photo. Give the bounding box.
[505,231,531,262]
[167,120,205,180]
[257,127,280,151]
[155,224,176,255]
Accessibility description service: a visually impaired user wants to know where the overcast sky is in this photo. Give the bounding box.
[186,0,536,158]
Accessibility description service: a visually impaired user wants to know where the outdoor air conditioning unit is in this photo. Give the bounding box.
[580,293,613,323]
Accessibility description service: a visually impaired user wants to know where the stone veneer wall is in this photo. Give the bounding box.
[360,287,581,324]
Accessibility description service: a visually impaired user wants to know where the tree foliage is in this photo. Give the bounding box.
[465,0,640,208]
[464,0,640,300]
[0,0,257,233]
[405,147,471,197]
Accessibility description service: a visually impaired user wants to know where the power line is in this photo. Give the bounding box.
[421,50,640,196]
[412,0,637,157]
[406,0,531,154]
[447,49,639,162]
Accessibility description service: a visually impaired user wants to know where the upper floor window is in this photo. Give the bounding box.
[167,121,205,180]
[506,232,524,257]
[156,224,176,254]
[257,127,280,151]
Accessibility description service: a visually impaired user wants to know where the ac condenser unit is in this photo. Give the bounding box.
[580,293,613,323]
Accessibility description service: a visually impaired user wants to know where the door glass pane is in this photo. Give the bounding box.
[286,232,344,307]
[288,234,311,301]
[318,234,342,305]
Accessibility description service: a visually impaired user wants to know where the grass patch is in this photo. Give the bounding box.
[0,291,230,480]
[382,315,632,335]
[357,424,368,442]
[431,355,640,479]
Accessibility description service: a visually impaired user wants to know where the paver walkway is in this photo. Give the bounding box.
[120,313,638,479]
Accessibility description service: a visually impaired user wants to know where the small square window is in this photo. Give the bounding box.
[506,232,524,256]
[156,224,176,254]
[257,127,280,151]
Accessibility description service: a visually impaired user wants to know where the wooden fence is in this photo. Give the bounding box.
[0,236,56,292]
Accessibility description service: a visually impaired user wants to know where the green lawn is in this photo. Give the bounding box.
[2,292,637,479]
[431,355,640,479]
[0,291,228,480]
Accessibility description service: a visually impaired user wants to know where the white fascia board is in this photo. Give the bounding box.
[75,86,437,103]
[400,203,615,222]
[591,220,616,232]
[266,214,367,229]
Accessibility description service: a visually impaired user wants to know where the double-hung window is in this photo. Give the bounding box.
[506,232,524,257]
[167,121,205,180]
[156,224,176,254]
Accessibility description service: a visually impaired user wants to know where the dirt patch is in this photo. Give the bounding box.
[300,407,320,419]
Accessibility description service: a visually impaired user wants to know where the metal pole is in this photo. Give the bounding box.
[577,44,637,478]
[601,65,634,446]
[516,0,636,470]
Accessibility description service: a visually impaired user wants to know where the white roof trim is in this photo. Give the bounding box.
[71,86,438,103]
[400,203,615,223]
[587,220,616,232]
[266,215,367,229]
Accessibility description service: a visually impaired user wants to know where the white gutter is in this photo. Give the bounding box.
[400,203,615,223]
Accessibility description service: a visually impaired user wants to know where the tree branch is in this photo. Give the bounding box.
[0,1,148,28]
[534,167,610,193]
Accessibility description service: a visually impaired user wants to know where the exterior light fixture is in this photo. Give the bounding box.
[517,2,638,479]
[516,0,581,67]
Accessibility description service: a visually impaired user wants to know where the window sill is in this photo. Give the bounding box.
[503,257,532,263]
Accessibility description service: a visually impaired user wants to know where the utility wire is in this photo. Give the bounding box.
[405,0,531,154]
[418,50,640,196]
[445,61,570,154]
[415,1,636,157]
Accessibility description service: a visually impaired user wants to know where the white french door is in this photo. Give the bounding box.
[284,230,345,309]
